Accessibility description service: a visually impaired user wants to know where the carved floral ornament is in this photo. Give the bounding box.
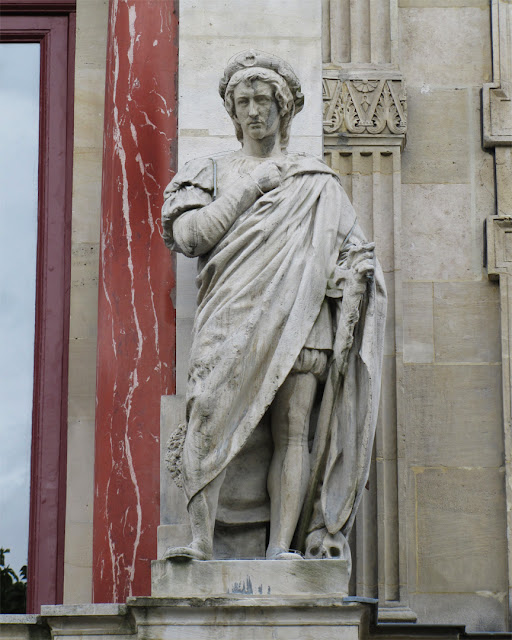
[323,77,407,137]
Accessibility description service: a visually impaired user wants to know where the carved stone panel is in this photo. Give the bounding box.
[323,75,407,148]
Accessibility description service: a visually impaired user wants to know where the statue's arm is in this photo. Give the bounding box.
[168,161,280,258]
[170,176,262,257]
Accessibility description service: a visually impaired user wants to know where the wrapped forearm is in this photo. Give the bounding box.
[172,176,261,257]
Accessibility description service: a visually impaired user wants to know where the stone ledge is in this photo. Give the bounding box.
[151,558,349,598]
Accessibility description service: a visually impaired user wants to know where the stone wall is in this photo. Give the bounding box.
[398,0,507,629]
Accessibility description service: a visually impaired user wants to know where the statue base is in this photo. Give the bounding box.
[128,595,372,640]
[15,598,374,640]
[151,558,349,598]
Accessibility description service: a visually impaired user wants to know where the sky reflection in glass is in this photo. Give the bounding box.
[0,42,40,575]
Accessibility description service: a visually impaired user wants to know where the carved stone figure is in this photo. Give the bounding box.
[161,50,387,563]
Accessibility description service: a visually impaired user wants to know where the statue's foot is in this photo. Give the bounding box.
[266,547,304,560]
[163,545,211,562]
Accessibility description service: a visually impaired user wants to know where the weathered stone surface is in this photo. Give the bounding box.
[403,282,434,364]
[0,601,371,640]
[403,364,503,467]
[412,467,507,593]
[402,87,470,185]
[433,281,501,363]
[69,244,99,340]
[402,183,473,280]
[71,150,103,244]
[130,597,367,640]
[73,69,106,150]
[399,0,489,7]
[409,592,507,632]
[0,616,49,640]
[151,559,349,598]
[399,7,491,87]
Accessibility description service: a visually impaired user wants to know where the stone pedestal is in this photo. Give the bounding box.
[128,596,371,640]
[151,558,349,598]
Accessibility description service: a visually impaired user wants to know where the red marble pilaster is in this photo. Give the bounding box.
[93,0,178,603]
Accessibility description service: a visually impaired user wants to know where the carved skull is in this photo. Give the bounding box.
[305,529,352,572]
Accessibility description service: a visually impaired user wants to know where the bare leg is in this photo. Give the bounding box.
[164,469,226,561]
[266,372,317,558]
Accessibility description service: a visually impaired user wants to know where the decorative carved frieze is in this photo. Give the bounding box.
[323,76,407,143]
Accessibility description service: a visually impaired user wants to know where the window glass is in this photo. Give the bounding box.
[0,42,40,581]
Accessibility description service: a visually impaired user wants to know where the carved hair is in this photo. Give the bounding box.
[224,67,295,150]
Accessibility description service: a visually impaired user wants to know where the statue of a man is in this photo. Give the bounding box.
[162,50,386,562]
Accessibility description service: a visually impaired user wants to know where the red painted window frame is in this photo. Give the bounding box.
[0,1,76,614]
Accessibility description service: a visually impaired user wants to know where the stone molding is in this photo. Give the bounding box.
[0,600,372,640]
[486,215,512,627]
[483,0,512,147]
[323,72,407,148]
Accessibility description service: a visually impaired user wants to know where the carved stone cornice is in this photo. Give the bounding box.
[323,70,407,149]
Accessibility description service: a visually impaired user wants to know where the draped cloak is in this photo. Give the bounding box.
[162,153,387,537]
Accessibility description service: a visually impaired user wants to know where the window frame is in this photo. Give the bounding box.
[0,2,76,614]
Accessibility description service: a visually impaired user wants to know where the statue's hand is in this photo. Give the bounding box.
[326,242,375,298]
[346,242,375,280]
[250,160,282,194]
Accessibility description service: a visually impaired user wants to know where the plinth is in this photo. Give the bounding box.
[131,558,370,640]
[151,558,349,598]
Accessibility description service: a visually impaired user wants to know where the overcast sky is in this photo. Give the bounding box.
[0,42,40,575]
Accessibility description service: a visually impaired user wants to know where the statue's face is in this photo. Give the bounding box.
[233,79,280,142]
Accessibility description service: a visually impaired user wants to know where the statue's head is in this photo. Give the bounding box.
[219,50,304,150]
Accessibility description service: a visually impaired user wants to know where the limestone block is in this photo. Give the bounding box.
[433,281,501,363]
[62,521,93,604]
[399,7,491,87]
[41,604,133,639]
[65,419,95,520]
[403,282,434,364]
[403,364,503,467]
[71,150,103,244]
[129,598,370,640]
[399,0,488,6]
[3,601,371,640]
[75,0,108,71]
[412,467,507,593]
[402,87,470,185]
[180,0,321,40]
[67,392,95,422]
[73,69,107,149]
[69,243,99,340]
[0,617,49,640]
[151,559,349,598]
[402,183,473,280]
[409,592,507,632]
[67,338,98,400]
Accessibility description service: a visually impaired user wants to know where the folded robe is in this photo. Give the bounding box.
[162,152,387,537]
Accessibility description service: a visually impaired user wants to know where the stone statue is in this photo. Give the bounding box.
[161,50,387,564]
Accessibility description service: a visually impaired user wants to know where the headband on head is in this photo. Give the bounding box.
[219,49,304,115]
